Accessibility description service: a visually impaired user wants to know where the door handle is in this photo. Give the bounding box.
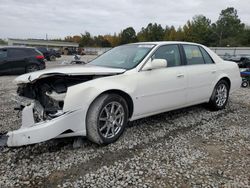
[211,70,217,73]
[177,74,184,78]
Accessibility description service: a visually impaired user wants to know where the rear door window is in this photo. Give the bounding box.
[8,49,27,58]
[183,45,205,65]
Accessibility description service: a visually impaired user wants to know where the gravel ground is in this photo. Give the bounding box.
[0,57,250,187]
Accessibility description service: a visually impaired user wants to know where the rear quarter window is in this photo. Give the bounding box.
[25,48,42,56]
[34,49,43,55]
[199,47,214,64]
[37,47,47,53]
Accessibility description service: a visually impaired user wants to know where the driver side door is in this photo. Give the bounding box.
[133,44,187,117]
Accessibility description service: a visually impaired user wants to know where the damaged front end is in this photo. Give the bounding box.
[16,75,96,121]
[0,65,126,147]
[2,75,95,147]
[15,75,90,122]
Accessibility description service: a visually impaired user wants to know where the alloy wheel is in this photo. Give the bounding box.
[98,101,125,139]
[26,65,38,73]
[215,83,228,107]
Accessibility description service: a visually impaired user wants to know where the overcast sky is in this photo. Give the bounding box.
[0,0,249,39]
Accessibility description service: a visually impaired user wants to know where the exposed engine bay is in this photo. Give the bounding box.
[15,75,97,122]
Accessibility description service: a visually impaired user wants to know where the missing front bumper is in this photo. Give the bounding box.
[5,104,86,147]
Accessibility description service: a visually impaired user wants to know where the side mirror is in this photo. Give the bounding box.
[142,59,167,71]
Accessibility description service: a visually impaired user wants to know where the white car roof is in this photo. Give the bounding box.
[133,41,202,46]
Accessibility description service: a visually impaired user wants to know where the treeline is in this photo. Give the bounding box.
[65,7,250,47]
[0,39,7,45]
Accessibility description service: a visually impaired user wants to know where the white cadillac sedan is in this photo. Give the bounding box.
[2,42,241,147]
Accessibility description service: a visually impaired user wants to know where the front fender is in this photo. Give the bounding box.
[63,74,136,113]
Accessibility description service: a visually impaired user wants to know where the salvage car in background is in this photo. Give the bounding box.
[0,47,45,75]
[36,47,61,61]
[1,42,241,147]
[228,55,250,68]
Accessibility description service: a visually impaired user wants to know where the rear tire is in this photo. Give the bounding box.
[50,55,56,61]
[208,80,229,111]
[86,94,129,145]
[26,64,39,73]
[241,80,248,88]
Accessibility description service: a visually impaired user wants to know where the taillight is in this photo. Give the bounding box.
[36,55,44,59]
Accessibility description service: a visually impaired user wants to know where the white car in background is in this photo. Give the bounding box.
[1,42,241,147]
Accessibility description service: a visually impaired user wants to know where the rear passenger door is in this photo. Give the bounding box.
[182,44,217,104]
[7,48,27,73]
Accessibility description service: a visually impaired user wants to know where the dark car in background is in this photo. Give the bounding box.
[228,55,250,68]
[62,47,77,55]
[0,47,45,75]
[50,49,61,58]
[36,47,61,61]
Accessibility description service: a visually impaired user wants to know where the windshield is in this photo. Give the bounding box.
[89,44,155,69]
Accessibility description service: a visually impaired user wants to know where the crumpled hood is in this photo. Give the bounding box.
[14,65,126,84]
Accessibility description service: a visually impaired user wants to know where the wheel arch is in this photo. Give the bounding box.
[209,75,231,100]
[25,63,39,73]
[97,89,134,119]
[217,76,231,91]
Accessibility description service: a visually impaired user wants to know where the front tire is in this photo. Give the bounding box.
[86,94,129,145]
[208,80,229,111]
